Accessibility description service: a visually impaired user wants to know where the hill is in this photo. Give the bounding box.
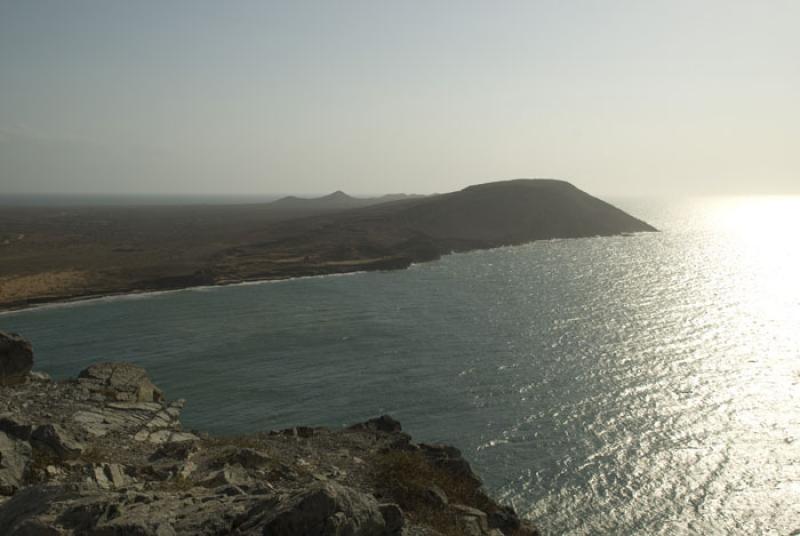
[267,191,423,212]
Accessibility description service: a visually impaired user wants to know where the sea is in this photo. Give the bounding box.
[2,196,799,535]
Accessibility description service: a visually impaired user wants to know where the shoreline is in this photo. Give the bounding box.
[0,270,371,316]
[0,231,656,315]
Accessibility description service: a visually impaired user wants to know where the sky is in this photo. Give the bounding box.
[1,0,798,197]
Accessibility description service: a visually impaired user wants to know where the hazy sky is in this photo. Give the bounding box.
[1,1,798,196]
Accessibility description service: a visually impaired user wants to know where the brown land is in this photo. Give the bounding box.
[0,179,656,311]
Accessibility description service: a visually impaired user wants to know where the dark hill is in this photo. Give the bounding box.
[218,179,656,280]
[385,179,655,243]
[268,191,422,212]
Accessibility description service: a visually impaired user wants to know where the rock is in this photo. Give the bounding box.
[91,463,127,490]
[199,465,252,489]
[419,444,482,489]
[7,518,63,535]
[0,431,32,495]
[0,486,62,534]
[78,362,164,403]
[424,485,448,508]
[149,441,197,462]
[59,496,178,536]
[28,371,51,383]
[232,448,271,470]
[0,415,33,440]
[211,447,271,471]
[378,503,404,534]
[450,504,489,536]
[487,506,521,532]
[0,332,33,386]
[348,415,402,434]
[31,424,84,461]
[259,481,386,535]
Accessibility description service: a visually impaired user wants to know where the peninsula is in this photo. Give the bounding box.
[0,179,656,311]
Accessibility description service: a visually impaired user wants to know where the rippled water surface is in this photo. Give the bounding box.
[3,197,799,534]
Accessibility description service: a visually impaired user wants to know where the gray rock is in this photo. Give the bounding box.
[424,485,448,508]
[229,448,271,470]
[450,504,489,536]
[419,444,482,489]
[149,441,197,462]
[28,371,51,383]
[0,431,32,495]
[0,486,62,534]
[259,481,387,535]
[378,503,404,534]
[0,332,33,386]
[31,424,84,461]
[7,518,63,535]
[199,465,251,489]
[0,414,33,440]
[78,362,164,403]
[91,463,127,490]
[348,415,402,434]
[487,506,521,532]
[58,495,178,536]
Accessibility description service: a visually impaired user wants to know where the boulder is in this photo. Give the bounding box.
[210,447,271,471]
[419,443,482,489]
[378,503,404,534]
[0,415,33,440]
[199,465,252,489]
[487,506,521,532]
[0,332,33,386]
[450,504,489,536]
[58,495,178,536]
[348,415,402,434]
[424,485,449,508]
[6,518,63,535]
[91,463,127,490]
[31,424,84,461]
[78,362,164,403]
[259,482,387,535]
[0,431,32,495]
[0,486,62,534]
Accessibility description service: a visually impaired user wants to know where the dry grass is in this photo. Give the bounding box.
[202,434,268,451]
[79,445,114,464]
[0,271,88,303]
[373,450,492,536]
[155,474,197,492]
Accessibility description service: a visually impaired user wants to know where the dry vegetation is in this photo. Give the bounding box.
[373,449,495,536]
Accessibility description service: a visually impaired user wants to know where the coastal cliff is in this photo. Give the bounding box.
[0,331,538,536]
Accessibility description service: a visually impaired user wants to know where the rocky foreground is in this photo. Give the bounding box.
[0,331,539,536]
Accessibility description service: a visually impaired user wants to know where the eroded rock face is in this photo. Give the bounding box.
[0,332,33,386]
[31,424,84,461]
[0,345,540,535]
[0,431,32,495]
[78,362,164,403]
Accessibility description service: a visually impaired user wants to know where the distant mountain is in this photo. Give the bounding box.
[229,178,657,273]
[267,191,423,212]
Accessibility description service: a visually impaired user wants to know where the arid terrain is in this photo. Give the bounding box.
[0,179,655,311]
[0,331,540,535]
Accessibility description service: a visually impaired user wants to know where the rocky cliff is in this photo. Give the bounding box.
[0,331,538,536]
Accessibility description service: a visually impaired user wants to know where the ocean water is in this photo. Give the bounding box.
[2,197,799,535]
